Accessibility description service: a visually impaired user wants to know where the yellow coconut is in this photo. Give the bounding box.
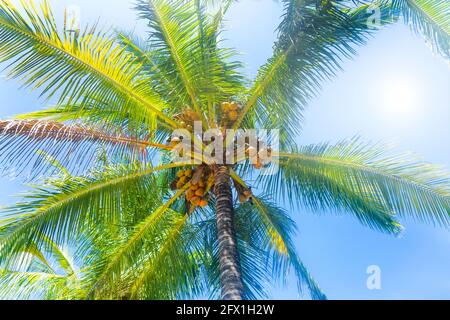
[176,181,185,189]
[254,161,263,170]
[177,170,185,178]
[179,176,188,184]
[190,196,201,206]
[222,102,231,112]
[171,137,181,147]
[228,110,238,121]
[195,188,205,197]
[186,189,195,200]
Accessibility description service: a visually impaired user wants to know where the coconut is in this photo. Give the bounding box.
[228,110,238,121]
[195,188,205,197]
[222,102,231,112]
[176,181,185,189]
[186,189,195,200]
[190,196,201,206]
[177,170,185,178]
[254,160,263,170]
[171,136,181,147]
[179,176,188,184]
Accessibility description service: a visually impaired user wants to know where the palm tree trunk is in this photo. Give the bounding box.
[214,166,244,300]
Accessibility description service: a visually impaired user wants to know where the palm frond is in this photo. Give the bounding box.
[0,120,158,178]
[197,169,326,300]
[91,186,190,298]
[126,214,205,299]
[268,137,450,227]
[200,1,244,124]
[15,101,168,142]
[0,162,188,270]
[115,32,189,111]
[233,180,327,299]
[136,0,204,120]
[0,269,67,299]
[0,235,85,299]
[257,165,403,234]
[0,0,177,129]
[391,0,450,59]
[235,1,390,144]
[39,235,75,276]
[135,0,244,125]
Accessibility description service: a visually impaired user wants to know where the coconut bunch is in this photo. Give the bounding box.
[171,166,215,212]
[219,102,274,170]
[221,102,240,125]
[173,109,201,131]
[171,165,256,213]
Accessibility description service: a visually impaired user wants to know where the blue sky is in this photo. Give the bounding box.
[1,0,449,300]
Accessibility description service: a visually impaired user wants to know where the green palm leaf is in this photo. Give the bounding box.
[0,162,187,270]
[0,270,67,299]
[135,0,244,126]
[0,0,177,129]
[391,0,450,59]
[268,137,450,227]
[230,171,327,300]
[242,197,326,300]
[136,0,206,121]
[92,186,189,298]
[0,236,84,299]
[235,2,389,144]
[126,214,204,299]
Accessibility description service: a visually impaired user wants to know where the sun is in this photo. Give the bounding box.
[380,77,420,119]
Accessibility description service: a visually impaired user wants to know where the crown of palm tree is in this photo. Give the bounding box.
[0,0,448,300]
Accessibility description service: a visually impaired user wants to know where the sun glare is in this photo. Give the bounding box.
[380,77,420,119]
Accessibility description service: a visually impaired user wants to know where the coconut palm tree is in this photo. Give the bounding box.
[0,0,449,300]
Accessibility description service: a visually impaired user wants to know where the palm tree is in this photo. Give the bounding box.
[0,0,449,300]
